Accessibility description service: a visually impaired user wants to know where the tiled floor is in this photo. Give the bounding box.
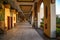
[0,21,44,40]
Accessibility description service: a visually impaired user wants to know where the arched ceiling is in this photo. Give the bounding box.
[7,0,42,19]
[17,0,34,2]
[20,5,32,13]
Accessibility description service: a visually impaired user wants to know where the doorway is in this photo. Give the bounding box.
[11,17,12,28]
[7,16,12,30]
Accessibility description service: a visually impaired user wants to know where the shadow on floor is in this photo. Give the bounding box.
[35,28,57,40]
[0,33,6,40]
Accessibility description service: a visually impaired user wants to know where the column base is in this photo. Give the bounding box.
[44,33,56,39]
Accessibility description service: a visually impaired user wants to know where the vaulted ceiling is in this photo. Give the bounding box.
[17,0,34,2]
[20,5,32,13]
[6,0,41,19]
[8,0,35,12]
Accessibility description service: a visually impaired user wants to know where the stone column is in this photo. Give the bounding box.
[35,1,42,28]
[31,10,34,25]
[33,2,38,28]
[50,0,56,38]
[4,3,11,30]
[43,0,56,38]
[16,12,18,23]
[37,2,41,28]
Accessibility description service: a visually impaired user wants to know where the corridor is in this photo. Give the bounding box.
[0,0,57,39]
[0,21,44,40]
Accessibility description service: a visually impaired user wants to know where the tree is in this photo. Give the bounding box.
[56,16,60,24]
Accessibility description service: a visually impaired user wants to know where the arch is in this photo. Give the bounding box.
[37,2,44,28]
[36,0,56,38]
[37,0,44,13]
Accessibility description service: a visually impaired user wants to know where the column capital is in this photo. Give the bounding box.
[4,4,10,8]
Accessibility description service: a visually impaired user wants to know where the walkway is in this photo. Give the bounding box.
[0,21,44,40]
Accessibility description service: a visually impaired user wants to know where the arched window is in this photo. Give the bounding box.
[45,6,48,19]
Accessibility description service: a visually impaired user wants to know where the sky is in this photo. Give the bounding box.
[40,3,44,18]
[56,0,60,14]
[41,3,44,8]
[40,0,60,15]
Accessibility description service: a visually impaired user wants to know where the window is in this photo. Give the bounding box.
[45,6,48,18]
[45,23,47,29]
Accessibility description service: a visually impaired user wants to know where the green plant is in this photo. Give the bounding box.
[56,28,60,36]
[40,24,44,28]
[0,9,5,21]
[56,16,60,24]
[40,18,44,29]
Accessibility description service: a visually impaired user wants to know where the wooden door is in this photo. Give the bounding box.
[7,17,11,29]
[11,17,12,28]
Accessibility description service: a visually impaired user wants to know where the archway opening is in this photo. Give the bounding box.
[38,2,44,30]
[56,0,60,37]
